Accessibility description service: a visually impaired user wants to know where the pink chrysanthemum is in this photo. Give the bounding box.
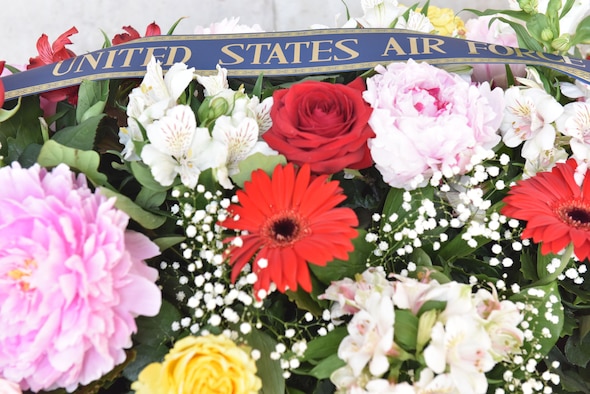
[0,163,161,392]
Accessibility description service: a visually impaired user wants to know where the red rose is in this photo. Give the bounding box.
[263,78,375,174]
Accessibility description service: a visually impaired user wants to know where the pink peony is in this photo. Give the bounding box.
[465,15,526,88]
[0,163,162,392]
[0,378,22,394]
[363,59,504,190]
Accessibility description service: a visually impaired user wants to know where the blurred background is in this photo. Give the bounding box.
[0,0,506,65]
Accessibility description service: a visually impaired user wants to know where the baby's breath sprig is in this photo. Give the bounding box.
[165,182,333,378]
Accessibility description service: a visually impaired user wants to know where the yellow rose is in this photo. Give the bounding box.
[132,334,262,394]
[419,6,466,37]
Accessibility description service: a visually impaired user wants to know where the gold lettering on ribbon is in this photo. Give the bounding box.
[165,46,192,65]
[310,40,333,62]
[285,41,311,64]
[219,44,246,65]
[334,39,359,60]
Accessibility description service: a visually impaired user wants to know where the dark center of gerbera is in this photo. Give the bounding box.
[556,200,590,229]
[272,218,298,241]
[262,211,310,247]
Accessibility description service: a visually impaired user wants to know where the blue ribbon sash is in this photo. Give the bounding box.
[2,28,590,100]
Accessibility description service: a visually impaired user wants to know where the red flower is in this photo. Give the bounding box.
[262,78,375,174]
[0,61,5,108]
[501,159,590,261]
[221,163,358,296]
[27,27,79,106]
[112,22,161,45]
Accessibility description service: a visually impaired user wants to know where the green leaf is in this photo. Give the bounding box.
[252,73,265,99]
[526,13,555,47]
[166,17,187,35]
[52,114,105,150]
[308,353,345,379]
[134,300,182,347]
[511,282,564,357]
[245,330,285,394]
[0,97,21,122]
[76,79,109,124]
[232,153,287,188]
[122,343,169,383]
[135,187,168,209]
[0,95,44,162]
[565,329,590,368]
[98,187,167,229]
[394,309,419,351]
[153,236,185,251]
[37,140,109,186]
[130,161,170,191]
[286,287,324,316]
[519,250,539,281]
[571,15,590,46]
[497,17,545,51]
[301,326,348,362]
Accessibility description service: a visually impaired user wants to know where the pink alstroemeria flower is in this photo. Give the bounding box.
[112,22,161,45]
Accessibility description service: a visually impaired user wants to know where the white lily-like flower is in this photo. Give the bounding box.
[119,58,195,160]
[561,80,590,101]
[196,65,229,97]
[342,0,406,28]
[500,86,563,160]
[118,119,145,161]
[212,114,278,188]
[141,105,227,188]
[523,147,568,178]
[252,96,273,133]
[130,57,195,123]
[338,292,396,377]
[394,9,435,33]
[423,316,495,394]
[556,101,590,143]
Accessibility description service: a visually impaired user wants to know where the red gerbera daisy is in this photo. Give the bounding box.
[501,159,590,261]
[221,163,358,297]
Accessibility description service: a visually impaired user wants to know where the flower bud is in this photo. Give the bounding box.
[551,34,572,52]
[518,0,538,14]
[416,309,438,352]
[541,28,554,42]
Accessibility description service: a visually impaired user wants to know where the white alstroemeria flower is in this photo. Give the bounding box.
[500,86,563,160]
[141,105,227,188]
[394,10,435,33]
[523,147,568,178]
[556,101,590,143]
[423,316,495,394]
[342,0,406,28]
[252,96,273,133]
[119,58,195,160]
[516,67,545,90]
[212,115,278,185]
[196,65,229,97]
[391,276,448,315]
[338,292,395,377]
[131,58,195,122]
[561,80,590,101]
[438,281,476,321]
[119,119,144,160]
[414,368,457,394]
